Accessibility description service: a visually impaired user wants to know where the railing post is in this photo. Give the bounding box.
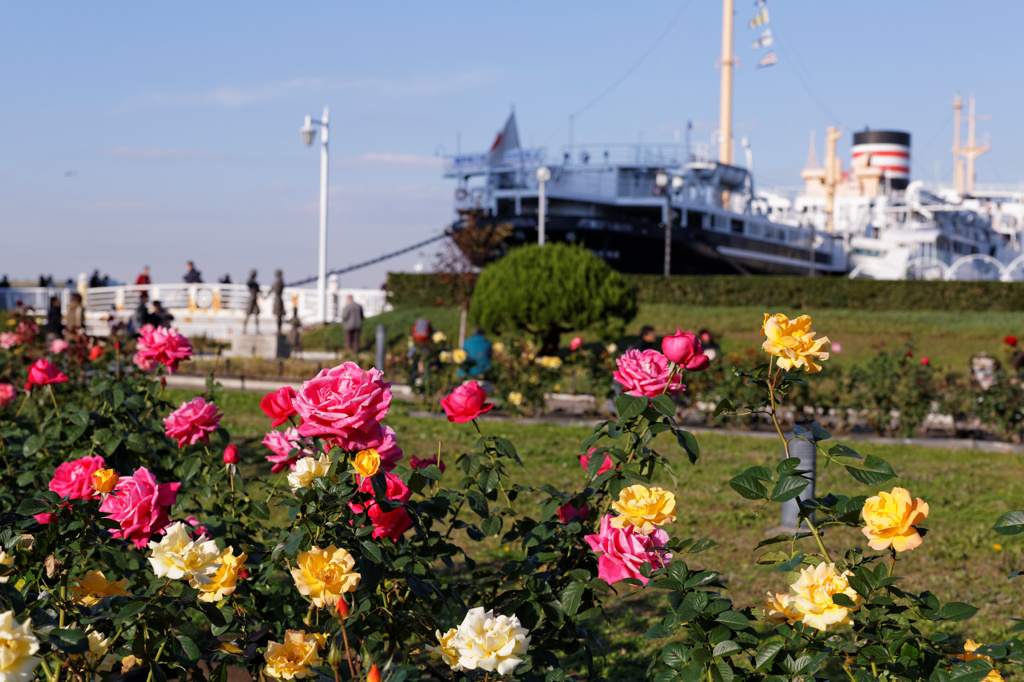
[780,433,816,530]
[375,323,386,372]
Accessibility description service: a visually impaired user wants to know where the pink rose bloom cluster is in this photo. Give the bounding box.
[612,349,684,398]
[584,514,672,586]
[164,397,222,449]
[50,339,70,355]
[0,332,20,349]
[349,472,414,541]
[15,319,38,342]
[99,467,181,548]
[263,427,315,473]
[294,362,392,446]
[134,325,194,374]
[329,424,403,472]
[0,383,16,408]
[50,455,106,501]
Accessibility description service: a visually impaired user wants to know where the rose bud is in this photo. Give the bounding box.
[91,468,120,494]
[662,329,710,371]
[223,445,240,464]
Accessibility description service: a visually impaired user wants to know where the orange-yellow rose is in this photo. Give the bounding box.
[91,469,119,494]
[70,570,130,606]
[290,545,361,608]
[353,449,381,478]
[861,487,929,552]
[193,547,248,603]
[788,562,862,631]
[761,313,830,373]
[954,640,1004,682]
[264,630,321,679]
[610,485,676,535]
[762,591,802,625]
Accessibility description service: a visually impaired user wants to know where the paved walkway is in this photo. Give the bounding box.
[165,374,1024,455]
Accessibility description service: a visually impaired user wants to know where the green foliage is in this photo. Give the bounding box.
[470,243,638,345]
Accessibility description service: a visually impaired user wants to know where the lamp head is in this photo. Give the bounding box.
[671,175,684,190]
[535,166,551,183]
[300,115,316,146]
[655,171,669,188]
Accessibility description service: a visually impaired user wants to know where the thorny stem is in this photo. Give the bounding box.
[472,419,483,436]
[47,384,61,418]
[14,391,30,418]
[340,622,356,677]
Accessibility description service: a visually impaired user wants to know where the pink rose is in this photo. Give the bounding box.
[49,455,106,501]
[329,424,403,471]
[260,386,298,428]
[16,319,37,342]
[584,514,672,586]
[293,363,392,443]
[50,339,70,355]
[263,428,314,473]
[34,513,57,525]
[579,448,616,476]
[349,472,413,541]
[409,455,446,473]
[134,325,194,374]
[570,336,584,352]
[163,397,222,449]
[98,467,180,548]
[557,502,589,523]
[0,383,16,408]
[24,359,69,392]
[0,332,20,349]
[661,330,709,371]
[612,349,683,398]
[440,382,493,423]
[133,352,156,372]
[921,357,930,366]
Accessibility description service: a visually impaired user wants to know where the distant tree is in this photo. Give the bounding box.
[471,243,637,351]
[434,212,512,344]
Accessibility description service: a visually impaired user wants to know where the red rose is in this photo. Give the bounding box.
[1005,335,1018,347]
[921,357,930,366]
[409,455,446,473]
[223,445,240,464]
[579,449,616,476]
[440,382,493,423]
[88,346,104,361]
[50,455,106,501]
[349,472,413,541]
[24,359,69,391]
[570,336,583,351]
[294,362,391,441]
[557,502,589,523]
[260,386,298,428]
[661,329,710,371]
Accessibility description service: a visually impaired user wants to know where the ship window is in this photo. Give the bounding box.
[686,211,703,229]
[936,236,950,252]
[747,222,762,237]
[731,219,743,233]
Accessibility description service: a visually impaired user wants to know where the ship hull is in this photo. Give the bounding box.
[462,214,839,276]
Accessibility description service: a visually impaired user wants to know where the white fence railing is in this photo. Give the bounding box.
[0,283,390,340]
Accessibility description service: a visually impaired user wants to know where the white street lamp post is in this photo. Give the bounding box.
[656,171,671,277]
[301,106,330,324]
[536,166,551,246]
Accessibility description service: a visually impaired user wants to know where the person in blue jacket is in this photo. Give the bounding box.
[458,327,494,378]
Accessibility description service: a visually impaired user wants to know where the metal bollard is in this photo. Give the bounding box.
[375,323,386,372]
[780,433,816,530]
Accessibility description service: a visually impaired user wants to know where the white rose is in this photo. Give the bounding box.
[288,454,333,491]
[0,611,40,682]
[453,607,530,676]
[147,522,221,582]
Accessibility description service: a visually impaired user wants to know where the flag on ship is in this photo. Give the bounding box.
[758,51,777,68]
[752,28,772,49]
[748,7,769,29]
[486,112,520,166]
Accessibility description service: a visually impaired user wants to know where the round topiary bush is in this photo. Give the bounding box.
[470,243,638,350]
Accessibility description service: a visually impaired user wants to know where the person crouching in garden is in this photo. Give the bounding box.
[457,327,493,379]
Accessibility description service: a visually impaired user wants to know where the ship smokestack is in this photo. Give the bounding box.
[851,130,910,190]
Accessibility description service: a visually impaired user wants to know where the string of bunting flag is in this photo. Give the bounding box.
[749,0,776,68]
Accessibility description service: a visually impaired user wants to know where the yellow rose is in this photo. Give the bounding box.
[432,331,447,343]
[288,455,333,491]
[788,562,862,631]
[535,356,563,369]
[91,468,119,494]
[264,630,321,680]
[291,545,361,608]
[353,449,381,478]
[0,611,40,681]
[507,391,523,407]
[452,349,468,364]
[610,485,677,535]
[605,344,618,354]
[762,591,802,625]
[493,342,505,354]
[147,522,221,583]
[70,570,130,605]
[956,640,1004,682]
[427,627,463,671]
[83,629,117,675]
[761,313,830,373]
[194,547,248,603]
[0,550,14,584]
[861,486,929,552]
[439,351,453,363]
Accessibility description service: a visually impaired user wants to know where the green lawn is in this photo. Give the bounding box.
[169,386,1024,668]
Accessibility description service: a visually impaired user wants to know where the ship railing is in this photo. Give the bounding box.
[558,143,688,168]
[443,148,547,176]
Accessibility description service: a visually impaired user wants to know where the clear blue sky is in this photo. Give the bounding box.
[2,2,1022,287]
